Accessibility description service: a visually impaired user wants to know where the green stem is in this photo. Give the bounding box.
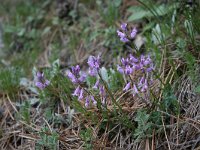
[98,72,122,112]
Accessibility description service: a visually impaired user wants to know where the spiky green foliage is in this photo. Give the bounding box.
[0,67,22,98]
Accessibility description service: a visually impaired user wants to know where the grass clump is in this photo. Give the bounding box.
[0,67,22,99]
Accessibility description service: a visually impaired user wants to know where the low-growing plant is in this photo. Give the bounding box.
[36,127,59,150]
[80,128,93,150]
[18,100,31,123]
[0,67,22,98]
[97,0,121,26]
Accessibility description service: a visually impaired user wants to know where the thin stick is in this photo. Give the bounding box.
[177,114,180,145]
[161,115,171,150]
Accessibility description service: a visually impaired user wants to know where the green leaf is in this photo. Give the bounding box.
[42,26,51,36]
[135,110,150,124]
[52,17,59,25]
[86,76,96,88]
[128,6,150,22]
[109,68,123,91]
[152,24,164,44]
[17,28,26,36]
[128,4,178,22]
[176,38,186,49]
[4,25,17,33]
[100,67,109,83]
[195,86,200,94]
[114,0,122,7]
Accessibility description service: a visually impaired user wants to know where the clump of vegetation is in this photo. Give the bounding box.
[0,67,22,98]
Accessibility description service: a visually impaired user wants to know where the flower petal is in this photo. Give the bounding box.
[123,82,131,91]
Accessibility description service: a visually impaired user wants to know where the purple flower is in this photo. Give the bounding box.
[130,27,137,38]
[120,37,129,43]
[117,24,138,43]
[118,57,134,75]
[117,54,154,100]
[102,97,106,105]
[134,84,139,93]
[91,96,97,105]
[85,96,90,107]
[140,55,145,62]
[117,54,154,76]
[35,82,45,90]
[123,82,131,91]
[36,72,44,80]
[67,71,78,83]
[129,54,138,63]
[138,55,154,72]
[44,80,50,86]
[141,79,148,92]
[133,84,139,96]
[71,65,80,75]
[132,63,137,70]
[67,65,86,83]
[99,85,105,96]
[146,67,153,72]
[35,72,50,90]
[89,68,98,76]
[143,55,151,66]
[84,96,97,107]
[78,88,84,100]
[93,79,100,89]
[72,86,84,101]
[99,85,106,103]
[88,55,100,69]
[117,65,124,74]
[78,72,87,82]
[121,23,127,31]
[117,30,126,38]
[125,66,133,75]
[121,58,129,66]
[117,30,129,43]
[88,55,101,76]
[72,86,81,96]
[138,77,145,87]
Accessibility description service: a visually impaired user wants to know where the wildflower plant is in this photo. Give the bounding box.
[35,72,50,90]
[67,64,98,107]
[117,23,137,43]
[32,18,180,149]
[65,22,156,111]
[117,54,155,103]
[33,61,73,109]
[66,55,122,110]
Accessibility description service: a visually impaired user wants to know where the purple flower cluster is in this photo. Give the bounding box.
[88,55,107,104]
[67,65,87,101]
[87,55,101,76]
[117,23,137,43]
[85,95,97,107]
[67,55,102,107]
[67,65,86,84]
[130,27,137,39]
[35,72,50,90]
[117,54,154,97]
[72,86,84,100]
[72,84,97,107]
[117,54,153,75]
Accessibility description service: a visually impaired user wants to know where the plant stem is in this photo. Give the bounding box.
[98,72,122,112]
